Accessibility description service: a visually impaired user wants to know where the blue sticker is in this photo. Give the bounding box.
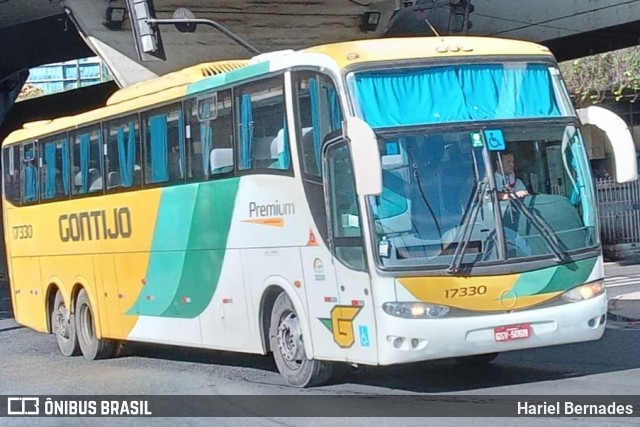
[359,325,370,347]
[484,129,506,151]
[385,142,399,155]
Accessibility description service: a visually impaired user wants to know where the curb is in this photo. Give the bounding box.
[0,318,19,331]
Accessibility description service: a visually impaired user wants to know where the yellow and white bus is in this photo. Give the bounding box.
[3,37,637,387]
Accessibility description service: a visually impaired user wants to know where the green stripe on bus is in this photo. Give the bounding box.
[511,257,597,297]
[130,179,240,318]
[162,178,240,318]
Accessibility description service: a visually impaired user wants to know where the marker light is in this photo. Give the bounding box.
[560,281,605,303]
[383,302,450,319]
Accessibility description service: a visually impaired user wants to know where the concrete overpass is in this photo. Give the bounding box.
[2,0,640,133]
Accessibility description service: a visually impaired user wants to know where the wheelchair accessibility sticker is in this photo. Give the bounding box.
[484,129,506,151]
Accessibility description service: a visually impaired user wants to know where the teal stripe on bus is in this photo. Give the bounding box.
[127,185,198,316]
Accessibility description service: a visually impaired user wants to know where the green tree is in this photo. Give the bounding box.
[559,46,640,106]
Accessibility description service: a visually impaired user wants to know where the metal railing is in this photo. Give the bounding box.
[595,178,640,245]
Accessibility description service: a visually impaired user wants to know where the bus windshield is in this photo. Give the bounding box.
[367,123,598,271]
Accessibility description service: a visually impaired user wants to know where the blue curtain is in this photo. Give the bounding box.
[240,94,253,169]
[279,115,291,169]
[326,87,342,131]
[178,111,185,178]
[43,143,56,199]
[353,64,564,129]
[200,121,212,175]
[61,139,70,195]
[309,78,322,173]
[24,164,37,202]
[569,136,595,227]
[149,114,169,182]
[80,134,90,194]
[117,123,136,187]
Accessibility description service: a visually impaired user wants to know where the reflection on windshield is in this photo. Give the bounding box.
[369,124,598,271]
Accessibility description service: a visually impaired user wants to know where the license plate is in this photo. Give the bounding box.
[494,324,531,342]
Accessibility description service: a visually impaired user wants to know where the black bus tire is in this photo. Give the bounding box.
[52,290,80,356]
[75,288,115,360]
[269,292,332,387]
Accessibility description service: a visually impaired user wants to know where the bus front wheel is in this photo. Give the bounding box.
[75,289,115,360]
[269,292,332,387]
[52,290,80,356]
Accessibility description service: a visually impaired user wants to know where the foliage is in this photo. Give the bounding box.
[17,83,46,101]
[559,46,640,107]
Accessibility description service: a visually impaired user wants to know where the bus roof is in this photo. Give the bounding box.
[4,37,555,146]
[3,60,249,145]
[304,37,554,69]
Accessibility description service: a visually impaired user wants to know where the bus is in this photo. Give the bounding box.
[2,37,637,387]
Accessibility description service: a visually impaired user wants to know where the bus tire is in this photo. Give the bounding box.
[52,290,80,356]
[75,289,115,360]
[269,292,332,387]
[454,352,499,365]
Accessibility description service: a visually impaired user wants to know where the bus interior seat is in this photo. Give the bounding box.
[210,148,233,174]
[252,136,275,168]
[107,171,121,189]
[269,129,287,170]
[88,168,102,191]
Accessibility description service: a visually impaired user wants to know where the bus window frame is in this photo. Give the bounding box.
[234,73,294,178]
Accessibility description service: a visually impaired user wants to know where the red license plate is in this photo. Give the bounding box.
[494,324,531,342]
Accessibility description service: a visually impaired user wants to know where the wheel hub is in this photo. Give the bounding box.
[277,312,304,363]
[55,307,70,340]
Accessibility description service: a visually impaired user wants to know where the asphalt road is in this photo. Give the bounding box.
[1,261,639,426]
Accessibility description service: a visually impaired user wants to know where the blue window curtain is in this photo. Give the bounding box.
[279,115,291,169]
[325,86,342,131]
[117,123,136,187]
[149,114,169,183]
[79,133,91,194]
[43,143,57,199]
[569,135,595,227]
[353,64,564,129]
[24,163,37,202]
[178,111,185,178]
[200,121,212,175]
[240,94,253,169]
[309,78,322,173]
[61,139,70,195]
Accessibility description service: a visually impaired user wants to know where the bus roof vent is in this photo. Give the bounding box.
[107,60,250,106]
[249,50,295,65]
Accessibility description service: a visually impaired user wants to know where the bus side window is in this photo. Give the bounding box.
[142,103,185,185]
[40,134,71,201]
[185,89,234,181]
[70,126,104,196]
[236,76,290,173]
[104,116,141,192]
[3,145,21,205]
[293,71,343,178]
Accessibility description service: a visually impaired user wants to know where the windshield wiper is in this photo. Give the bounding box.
[505,193,572,263]
[447,180,487,274]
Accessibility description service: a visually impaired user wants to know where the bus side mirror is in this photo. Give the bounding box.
[577,106,638,183]
[345,117,382,196]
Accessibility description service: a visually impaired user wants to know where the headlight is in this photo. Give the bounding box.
[382,302,450,319]
[560,281,605,303]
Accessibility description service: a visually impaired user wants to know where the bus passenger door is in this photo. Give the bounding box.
[323,140,377,364]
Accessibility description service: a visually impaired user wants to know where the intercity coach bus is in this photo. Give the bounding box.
[2,37,637,387]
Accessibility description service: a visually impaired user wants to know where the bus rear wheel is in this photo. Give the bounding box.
[269,292,332,387]
[52,290,80,356]
[75,289,115,360]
